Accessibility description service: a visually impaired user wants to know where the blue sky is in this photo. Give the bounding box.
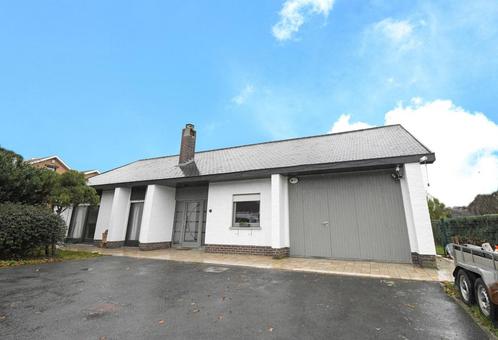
[1,0,497,205]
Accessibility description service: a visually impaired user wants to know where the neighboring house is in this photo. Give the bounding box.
[84,124,437,267]
[27,155,100,179]
[82,170,101,180]
[27,155,71,174]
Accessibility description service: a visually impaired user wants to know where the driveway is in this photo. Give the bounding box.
[0,257,486,339]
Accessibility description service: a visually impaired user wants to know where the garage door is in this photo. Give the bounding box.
[289,171,411,263]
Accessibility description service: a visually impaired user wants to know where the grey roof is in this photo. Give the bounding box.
[89,125,434,187]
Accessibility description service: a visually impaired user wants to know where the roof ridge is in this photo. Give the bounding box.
[136,124,401,163]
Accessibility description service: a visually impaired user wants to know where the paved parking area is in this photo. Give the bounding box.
[0,256,484,339]
[66,244,453,282]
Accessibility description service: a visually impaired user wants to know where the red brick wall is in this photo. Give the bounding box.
[205,244,289,258]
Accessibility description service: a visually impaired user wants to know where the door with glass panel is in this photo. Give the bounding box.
[125,202,144,246]
[173,200,203,248]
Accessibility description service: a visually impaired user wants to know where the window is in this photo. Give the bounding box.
[232,194,260,228]
[46,165,57,171]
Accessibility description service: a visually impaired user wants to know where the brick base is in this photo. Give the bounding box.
[139,242,171,251]
[104,241,125,249]
[205,244,289,258]
[411,252,437,268]
[272,247,290,259]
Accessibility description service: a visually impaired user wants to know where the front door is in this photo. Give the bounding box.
[173,200,203,248]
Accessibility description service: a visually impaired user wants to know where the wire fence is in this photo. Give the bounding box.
[432,214,498,247]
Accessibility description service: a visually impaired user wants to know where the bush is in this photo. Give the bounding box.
[0,203,66,259]
[432,214,498,247]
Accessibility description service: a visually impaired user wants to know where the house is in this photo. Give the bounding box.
[27,155,100,240]
[27,155,100,179]
[82,170,101,180]
[27,156,71,174]
[82,124,437,267]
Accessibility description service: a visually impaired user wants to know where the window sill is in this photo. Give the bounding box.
[229,226,262,230]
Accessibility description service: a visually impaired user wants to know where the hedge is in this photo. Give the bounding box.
[432,214,498,247]
[0,203,66,259]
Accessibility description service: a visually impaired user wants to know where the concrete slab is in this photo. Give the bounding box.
[65,244,453,282]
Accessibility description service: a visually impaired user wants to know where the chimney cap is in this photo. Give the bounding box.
[185,123,195,129]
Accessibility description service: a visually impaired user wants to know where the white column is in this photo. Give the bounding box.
[107,187,131,242]
[400,163,436,256]
[60,206,73,237]
[94,190,115,241]
[139,184,176,247]
[271,174,290,249]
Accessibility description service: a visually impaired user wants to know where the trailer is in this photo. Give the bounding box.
[448,243,498,324]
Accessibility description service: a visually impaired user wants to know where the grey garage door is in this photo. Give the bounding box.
[289,170,411,263]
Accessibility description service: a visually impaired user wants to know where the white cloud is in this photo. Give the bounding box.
[329,114,372,133]
[374,18,413,42]
[231,84,255,105]
[366,17,421,51]
[328,98,498,206]
[272,0,334,41]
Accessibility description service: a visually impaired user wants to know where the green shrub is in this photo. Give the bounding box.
[0,203,66,259]
[432,214,498,247]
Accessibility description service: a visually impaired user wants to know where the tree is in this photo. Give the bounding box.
[49,170,100,215]
[0,146,99,213]
[428,197,451,221]
[0,147,56,204]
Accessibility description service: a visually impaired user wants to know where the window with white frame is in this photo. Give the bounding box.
[232,194,260,228]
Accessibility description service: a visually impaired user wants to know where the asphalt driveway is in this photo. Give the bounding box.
[0,256,486,339]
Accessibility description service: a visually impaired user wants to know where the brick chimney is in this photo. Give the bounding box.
[179,123,196,164]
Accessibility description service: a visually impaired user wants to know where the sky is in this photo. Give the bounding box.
[0,0,497,206]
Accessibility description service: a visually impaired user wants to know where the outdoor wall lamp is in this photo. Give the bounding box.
[391,165,403,181]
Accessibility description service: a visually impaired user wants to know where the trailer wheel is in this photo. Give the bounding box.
[475,279,493,318]
[456,269,474,305]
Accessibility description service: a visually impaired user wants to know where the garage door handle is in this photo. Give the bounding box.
[321,221,329,226]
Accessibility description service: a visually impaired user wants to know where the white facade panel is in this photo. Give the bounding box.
[94,190,115,240]
[60,206,73,237]
[205,178,272,246]
[139,185,176,244]
[107,187,131,242]
[400,163,436,255]
[271,174,290,249]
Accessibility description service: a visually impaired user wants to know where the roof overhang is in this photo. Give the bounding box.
[90,153,435,191]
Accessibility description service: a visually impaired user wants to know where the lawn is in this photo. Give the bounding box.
[436,244,446,256]
[0,249,102,268]
[443,281,498,337]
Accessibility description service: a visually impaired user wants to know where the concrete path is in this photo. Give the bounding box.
[0,256,484,339]
[66,244,453,282]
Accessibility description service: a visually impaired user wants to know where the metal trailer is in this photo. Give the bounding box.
[449,243,498,324]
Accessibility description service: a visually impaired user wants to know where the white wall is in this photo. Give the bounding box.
[205,178,272,246]
[400,163,436,255]
[139,184,176,244]
[60,206,73,237]
[271,174,290,249]
[107,187,131,242]
[94,190,115,240]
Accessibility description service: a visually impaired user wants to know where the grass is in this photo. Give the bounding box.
[443,281,498,338]
[0,249,102,268]
[436,244,446,256]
